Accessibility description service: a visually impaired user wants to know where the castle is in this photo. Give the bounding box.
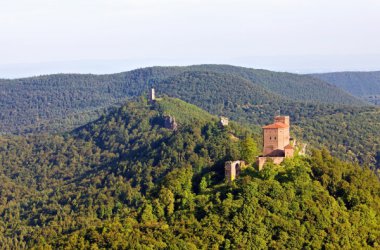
[148,88,299,182]
[225,115,298,182]
[257,116,294,170]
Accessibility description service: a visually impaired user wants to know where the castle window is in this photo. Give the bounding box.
[274,136,276,140]
[270,136,272,140]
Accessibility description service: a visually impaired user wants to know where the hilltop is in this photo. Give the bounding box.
[0,97,379,249]
[186,65,362,104]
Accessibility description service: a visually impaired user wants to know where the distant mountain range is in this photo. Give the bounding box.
[311,71,380,105]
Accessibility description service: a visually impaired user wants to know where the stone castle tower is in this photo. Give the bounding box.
[262,116,290,155]
[257,116,294,169]
[226,115,300,181]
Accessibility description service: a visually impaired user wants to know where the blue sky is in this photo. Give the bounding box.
[1,0,380,78]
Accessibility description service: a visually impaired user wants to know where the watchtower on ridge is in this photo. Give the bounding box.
[148,87,156,102]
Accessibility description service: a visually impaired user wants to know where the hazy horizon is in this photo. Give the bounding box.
[1,0,380,78]
[2,56,380,79]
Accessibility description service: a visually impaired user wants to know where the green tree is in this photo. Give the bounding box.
[240,137,258,163]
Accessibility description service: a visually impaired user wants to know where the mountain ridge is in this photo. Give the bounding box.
[0,64,366,134]
[311,71,380,105]
[1,65,379,171]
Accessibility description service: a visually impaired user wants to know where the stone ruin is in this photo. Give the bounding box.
[163,115,178,131]
[225,160,246,182]
[220,116,229,127]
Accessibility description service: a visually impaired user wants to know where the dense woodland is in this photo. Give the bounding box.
[0,98,379,249]
[0,65,365,134]
[312,71,380,105]
[1,65,379,172]
[152,71,380,172]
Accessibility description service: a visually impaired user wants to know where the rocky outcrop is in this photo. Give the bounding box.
[163,115,178,131]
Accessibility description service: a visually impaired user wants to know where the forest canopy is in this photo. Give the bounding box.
[0,98,379,249]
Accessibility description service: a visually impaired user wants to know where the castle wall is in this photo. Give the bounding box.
[257,157,285,170]
[278,127,290,150]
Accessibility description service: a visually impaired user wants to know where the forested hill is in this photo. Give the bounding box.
[0,65,379,172]
[311,71,380,105]
[187,65,362,104]
[0,64,365,134]
[0,97,379,249]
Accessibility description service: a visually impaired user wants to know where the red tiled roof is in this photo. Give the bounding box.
[262,122,289,129]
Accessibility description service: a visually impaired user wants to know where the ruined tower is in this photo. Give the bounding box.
[149,88,155,102]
